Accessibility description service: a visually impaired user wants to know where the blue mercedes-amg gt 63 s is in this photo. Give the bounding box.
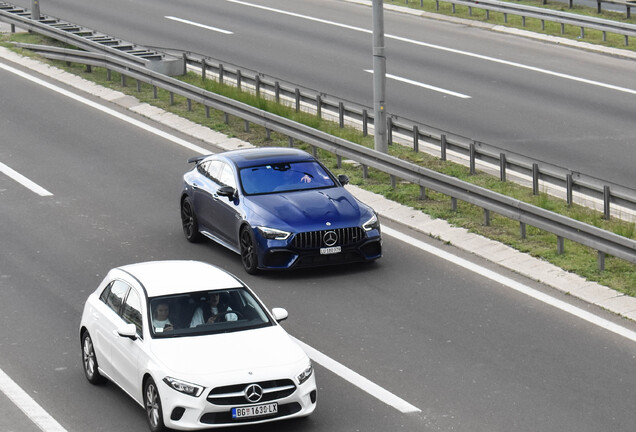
[180,148,382,274]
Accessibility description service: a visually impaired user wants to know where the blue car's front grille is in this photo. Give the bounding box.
[291,227,365,249]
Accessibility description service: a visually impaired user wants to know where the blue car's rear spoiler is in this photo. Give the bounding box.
[187,155,209,164]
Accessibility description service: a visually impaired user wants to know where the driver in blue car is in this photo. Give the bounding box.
[190,292,238,327]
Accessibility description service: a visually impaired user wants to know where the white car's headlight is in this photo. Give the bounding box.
[163,377,204,397]
[362,213,380,232]
[297,361,313,385]
[257,226,291,240]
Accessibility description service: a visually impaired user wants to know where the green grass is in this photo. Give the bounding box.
[389,0,636,53]
[2,32,634,297]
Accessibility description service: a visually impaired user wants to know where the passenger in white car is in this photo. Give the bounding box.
[189,292,237,327]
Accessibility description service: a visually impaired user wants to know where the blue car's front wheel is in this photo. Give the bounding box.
[240,227,259,274]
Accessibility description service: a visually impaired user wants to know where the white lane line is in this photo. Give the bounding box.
[0,368,68,432]
[292,337,421,413]
[227,0,636,96]
[383,226,636,344]
[364,69,471,98]
[0,62,211,156]
[165,16,234,34]
[0,161,53,196]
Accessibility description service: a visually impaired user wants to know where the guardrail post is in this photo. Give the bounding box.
[224,113,229,124]
[436,0,440,10]
[187,99,192,111]
[484,209,491,226]
[387,117,393,146]
[85,65,92,73]
[265,129,271,140]
[522,16,526,27]
[288,137,294,148]
[362,165,368,179]
[201,60,207,81]
[339,102,345,128]
[604,185,611,220]
[500,153,506,181]
[316,95,322,118]
[337,155,342,169]
[136,80,141,92]
[244,120,249,132]
[557,236,565,254]
[560,23,565,35]
[566,174,573,206]
[32,0,40,21]
[121,74,127,87]
[469,142,476,175]
[441,134,447,161]
[295,88,301,112]
[362,109,368,137]
[312,146,317,157]
[598,251,606,271]
[413,125,419,153]
[219,64,224,84]
[580,27,585,39]
[504,13,508,23]
[532,163,539,195]
[275,82,280,103]
[237,70,242,90]
[205,106,210,118]
[255,75,261,97]
[420,186,427,200]
[603,31,607,42]
[169,92,174,105]
[451,197,457,212]
[107,69,112,81]
[520,222,526,239]
[390,175,396,189]
[153,85,157,99]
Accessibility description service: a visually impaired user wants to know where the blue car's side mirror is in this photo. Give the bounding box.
[217,186,237,201]
[337,174,349,186]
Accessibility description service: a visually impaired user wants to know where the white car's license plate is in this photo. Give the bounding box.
[320,246,341,255]
[232,402,278,419]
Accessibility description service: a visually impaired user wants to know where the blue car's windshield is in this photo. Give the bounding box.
[239,161,335,195]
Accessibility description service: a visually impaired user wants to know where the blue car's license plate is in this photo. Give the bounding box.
[320,246,341,255]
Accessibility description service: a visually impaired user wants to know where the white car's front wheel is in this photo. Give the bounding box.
[144,377,167,432]
[81,332,105,385]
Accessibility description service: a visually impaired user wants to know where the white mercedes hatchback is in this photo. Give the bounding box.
[79,260,316,431]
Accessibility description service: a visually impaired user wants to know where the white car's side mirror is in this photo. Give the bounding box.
[117,323,138,340]
[271,307,288,323]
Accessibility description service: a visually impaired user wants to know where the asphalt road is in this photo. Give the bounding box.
[2,53,636,431]
[6,0,636,188]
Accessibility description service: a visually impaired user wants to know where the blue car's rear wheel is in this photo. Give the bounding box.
[181,197,202,243]
[240,227,259,274]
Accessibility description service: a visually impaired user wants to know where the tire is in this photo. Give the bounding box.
[240,226,259,275]
[144,377,167,432]
[181,196,203,243]
[81,332,106,385]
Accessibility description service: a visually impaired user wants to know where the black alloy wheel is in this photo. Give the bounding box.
[240,227,259,274]
[181,197,202,243]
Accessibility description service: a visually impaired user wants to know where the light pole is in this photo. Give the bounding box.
[31,0,40,21]
[372,0,387,153]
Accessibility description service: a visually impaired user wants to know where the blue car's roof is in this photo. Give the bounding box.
[217,148,316,169]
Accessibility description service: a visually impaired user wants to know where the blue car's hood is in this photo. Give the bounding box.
[246,188,368,229]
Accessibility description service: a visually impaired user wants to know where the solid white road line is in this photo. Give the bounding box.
[383,226,636,344]
[0,62,211,156]
[292,337,421,413]
[165,16,234,34]
[0,368,68,432]
[227,0,636,96]
[0,161,53,196]
[364,69,471,98]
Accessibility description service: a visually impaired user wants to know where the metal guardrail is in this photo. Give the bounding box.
[177,53,636,223]
[13,43,636,269]
[393,0,636,42]
[0,1,184,75]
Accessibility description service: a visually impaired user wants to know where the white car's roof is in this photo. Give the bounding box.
[115,260,244,297]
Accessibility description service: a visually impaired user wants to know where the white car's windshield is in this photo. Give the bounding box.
[149,288,273,338]
[240,161,335,195]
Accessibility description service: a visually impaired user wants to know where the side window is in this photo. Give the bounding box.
[122,288,143,337]
[219,163,237,189]
[207,160,223,181]
[104,280,129,315]
[197,161,209,176]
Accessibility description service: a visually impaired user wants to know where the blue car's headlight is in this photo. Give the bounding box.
[257,226,291,240]
[297,361,313,385]
[163,377,204,397]
[362,213,380,232]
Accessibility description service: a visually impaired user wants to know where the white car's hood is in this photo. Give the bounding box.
[150,326,307,377]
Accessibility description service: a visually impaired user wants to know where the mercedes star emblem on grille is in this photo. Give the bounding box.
[244,384,264,403]
[323,230,338,247]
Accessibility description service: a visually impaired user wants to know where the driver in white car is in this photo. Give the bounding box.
[189,292,238,327]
